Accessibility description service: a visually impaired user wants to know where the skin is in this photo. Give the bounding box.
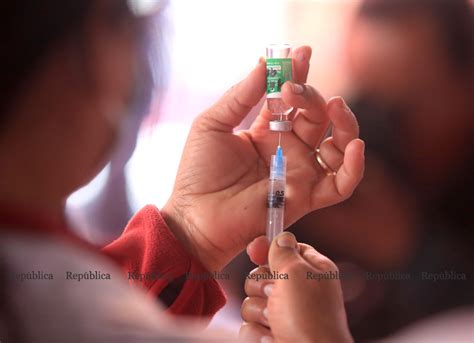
[0,0,364,337]
[0,7,364,272]
[347,15,473,190]
[295,13,474,271]
[0,0,140,223]
[241,233,353,342]
[162,47,365,272]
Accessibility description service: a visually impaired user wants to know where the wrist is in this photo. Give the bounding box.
[161,200,223,272]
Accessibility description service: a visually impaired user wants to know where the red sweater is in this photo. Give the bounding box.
[103,205,226,317]
[0,204,226,318]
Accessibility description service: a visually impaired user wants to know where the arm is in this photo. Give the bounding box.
[102,205,226,318]
[102,44,363,321]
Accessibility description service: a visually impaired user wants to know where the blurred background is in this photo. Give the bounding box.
[67,0,473,341]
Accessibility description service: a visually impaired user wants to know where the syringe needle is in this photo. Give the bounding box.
[278,132,282,146]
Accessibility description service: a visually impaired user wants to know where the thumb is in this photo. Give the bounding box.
[268,232,303,272]
[197,58,266,132]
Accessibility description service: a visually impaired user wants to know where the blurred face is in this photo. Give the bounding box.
[0,1,156,201]
[0,1,159,212]
[346,12,473,188]
[347,15,451,109]
[62,3,151,190]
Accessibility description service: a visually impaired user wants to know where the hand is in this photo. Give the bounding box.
[240,233,353,343]
[162,46,365,271]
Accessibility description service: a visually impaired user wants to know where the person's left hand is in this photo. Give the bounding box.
[162,46,365,271]
[240,233,353,343]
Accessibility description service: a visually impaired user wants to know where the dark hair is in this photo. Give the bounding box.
[357,0,473,73]
[0,1,132,128]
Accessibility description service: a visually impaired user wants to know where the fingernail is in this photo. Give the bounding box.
[262,307,268,319]
[258,57,265,65]
[261,336,274,343]
[263,284,273,297]
[276,233,297,249]
[295,51,305,62]
[292,83,304,94]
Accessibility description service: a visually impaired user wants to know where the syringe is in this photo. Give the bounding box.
[266,145,287,242]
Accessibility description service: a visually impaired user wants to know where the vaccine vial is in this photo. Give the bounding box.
[266,44,293,131]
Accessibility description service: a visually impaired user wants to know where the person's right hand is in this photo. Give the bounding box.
[161,46,365,272]
[240,233,353,343]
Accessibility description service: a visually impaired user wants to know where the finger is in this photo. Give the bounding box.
[197,58,266,132]
[316,97,359,170]
[239,323,273,343]
[241,297,269,327]
[297,243,317,257]
[291,45,312,84]
[245,266,273,298]
[298,243,339,273]
[318,136,344,172]
[247,236,270,266]
[327,96,359,152]
[268,232,304,273]
[311,138,365,207]
[282,82,329,149]
[335,138,365,198]
[251,46,312,130]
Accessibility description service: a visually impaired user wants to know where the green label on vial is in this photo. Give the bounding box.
[266,58,293,94]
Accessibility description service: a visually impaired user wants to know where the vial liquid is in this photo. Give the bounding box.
[266,44,293,116]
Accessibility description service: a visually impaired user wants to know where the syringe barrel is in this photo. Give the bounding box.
[266,153,287,242]
[266,179,285,242]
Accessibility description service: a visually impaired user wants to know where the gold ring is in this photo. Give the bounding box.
[315,149,336,176]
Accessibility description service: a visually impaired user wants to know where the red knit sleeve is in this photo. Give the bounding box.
[101,205,227,317]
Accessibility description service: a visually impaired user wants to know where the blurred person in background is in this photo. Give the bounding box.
[0,0,365,341]
[290,0,473,340]
[66,8,167,245]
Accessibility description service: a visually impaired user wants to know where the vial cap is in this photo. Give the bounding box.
[269,120,293,132]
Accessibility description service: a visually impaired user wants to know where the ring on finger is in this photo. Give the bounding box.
[314,149,336,176]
